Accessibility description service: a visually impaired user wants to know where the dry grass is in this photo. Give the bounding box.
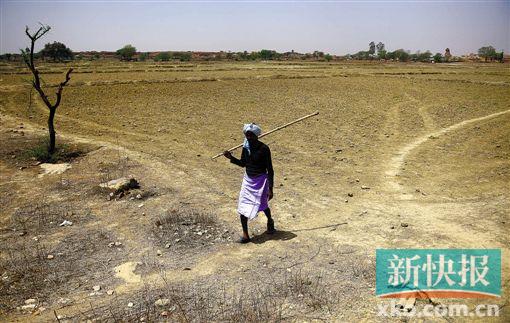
[10,202,92,234]
[0,131,92,168]
[0,226,119,311]
[151,207,232,251]
[70,268,337,322]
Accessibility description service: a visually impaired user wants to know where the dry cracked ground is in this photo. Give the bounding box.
[0,61,509,322]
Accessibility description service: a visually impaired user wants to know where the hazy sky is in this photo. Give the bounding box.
[1,0,508,55]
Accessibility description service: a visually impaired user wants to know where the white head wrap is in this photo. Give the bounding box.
[242,123,262,155]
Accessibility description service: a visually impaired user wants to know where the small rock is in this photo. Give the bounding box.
[114,241,122,247]
[390,226,395,229]
[136,194,142,199]
[100,177,139,193]
[174,238,181,243]
[154,298,170,306]
[183,267,191,271]
[93,285,101,291]
[107,290,115,295]
[361,185,370,190]
[160,311,169,317]
[59,220,73,227]
[157,250,162,256]
[47,254,54,259]
[328,260,335,264]
[138,203,144,208]
[127,302,134,307]
[24,298,37,305]
[401,223,409,228]
[165,243,171,249]
[347,193,354,197]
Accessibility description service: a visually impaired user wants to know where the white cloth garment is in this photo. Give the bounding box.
[242,123,262,155]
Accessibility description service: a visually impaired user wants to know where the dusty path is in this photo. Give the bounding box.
[384,108,510,195]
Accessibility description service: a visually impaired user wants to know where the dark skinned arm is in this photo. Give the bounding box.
[224,148,246,167]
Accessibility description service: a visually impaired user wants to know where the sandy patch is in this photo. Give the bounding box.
[38,163,72,178]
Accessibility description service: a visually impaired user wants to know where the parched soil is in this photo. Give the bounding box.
[0,61,509,322]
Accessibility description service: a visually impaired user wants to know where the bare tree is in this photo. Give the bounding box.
[21,25,73,155]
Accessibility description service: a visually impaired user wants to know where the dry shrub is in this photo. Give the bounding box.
[350,259,375,281]
[74,269,336,322]
[10,202,92,234]
[0,227,118,311]
[156,207,216,227]
[151,207,231,250]
[0,240,69,310]
[282,269,337,311]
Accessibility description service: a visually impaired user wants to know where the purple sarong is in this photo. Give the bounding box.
[237,173,269,220]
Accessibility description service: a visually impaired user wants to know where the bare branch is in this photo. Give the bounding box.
[54,68,73,108]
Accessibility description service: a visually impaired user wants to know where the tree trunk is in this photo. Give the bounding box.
[48,107,56,154]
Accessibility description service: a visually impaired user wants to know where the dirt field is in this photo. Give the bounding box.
[1,60,509,321]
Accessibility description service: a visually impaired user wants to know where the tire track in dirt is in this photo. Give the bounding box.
[384,108,510,195]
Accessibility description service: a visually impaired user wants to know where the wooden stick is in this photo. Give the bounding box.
[211,111,319,159]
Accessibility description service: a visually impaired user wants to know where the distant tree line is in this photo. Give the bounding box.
[348,41,439,62]
[347,41,505,63]
[0,41,505,63]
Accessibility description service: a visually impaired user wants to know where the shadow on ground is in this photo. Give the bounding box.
[251,230,297,244]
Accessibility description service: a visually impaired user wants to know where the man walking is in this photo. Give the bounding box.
[223,123,275,243]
